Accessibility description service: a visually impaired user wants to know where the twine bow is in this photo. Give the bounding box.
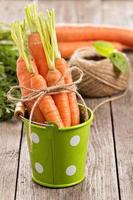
[7,66,88,151]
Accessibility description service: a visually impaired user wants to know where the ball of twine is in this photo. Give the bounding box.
[69,47,131,97]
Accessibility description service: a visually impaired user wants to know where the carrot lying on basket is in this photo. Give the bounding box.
[33,8,71,127]
[11,21,64,128]
[58,41,127,58]
[56,25,133,47]
[45,10,80,126]
[25,4,48,78]
[11,23,45,123]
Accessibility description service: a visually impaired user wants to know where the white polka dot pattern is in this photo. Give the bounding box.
[66,165,76,176]
[70,135,80,146]
[35,162,44,174]
[32,133,40,144]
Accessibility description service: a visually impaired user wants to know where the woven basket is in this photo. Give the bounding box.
[69,47,130,97]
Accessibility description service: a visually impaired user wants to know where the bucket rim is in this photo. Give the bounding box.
[22,104,93,131]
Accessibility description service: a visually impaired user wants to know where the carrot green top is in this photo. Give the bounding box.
[45,9,61,60]
[24,3,61,70]
[11,21,33,73]
[36,12,55,70]
[24,3,37,33]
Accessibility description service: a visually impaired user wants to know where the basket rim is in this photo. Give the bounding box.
[22,104,94,131]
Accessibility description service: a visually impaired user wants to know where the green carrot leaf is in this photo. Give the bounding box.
[11,21,32,73]
[0,21,19,121]
[110,52,129,74]
[93,41,115,57]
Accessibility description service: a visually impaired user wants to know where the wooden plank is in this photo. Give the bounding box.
[0,0,27,23]
[0,120,21,200]
[15,0,119,200]
[0,1,23,200]
[76,0,102,24]
[103,1,133,199]
[39,0,102,24]
[81,99,119,200]
[110,53,133,200]
[102,0,133,27]
[39,0,78,23]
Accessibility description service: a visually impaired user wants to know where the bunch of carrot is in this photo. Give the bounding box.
[56,25,133,58]
[11,4,80,128]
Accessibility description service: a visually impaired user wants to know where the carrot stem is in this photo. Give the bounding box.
[46,10,61,59]
[37,14,55,70]
[11,21,33,73]
[24,3,37,33]
[26,3,55,70]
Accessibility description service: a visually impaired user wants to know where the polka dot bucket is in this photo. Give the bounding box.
[23,105,93,188]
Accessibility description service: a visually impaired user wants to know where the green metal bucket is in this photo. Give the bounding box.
[23,105,93,188]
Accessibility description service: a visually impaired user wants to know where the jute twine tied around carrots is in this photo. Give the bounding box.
[69,47,131,97]
[7,66,88,151]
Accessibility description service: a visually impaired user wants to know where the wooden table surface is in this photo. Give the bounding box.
[0,0,133,200]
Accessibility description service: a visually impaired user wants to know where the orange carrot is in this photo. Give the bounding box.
[28,33,48,78]
[17,56,38,83]
[12,21,63,128]
[46,69,71,127]
[11,20,46,124]
[44,10,80,126]
[111,42,128,51]
[56,25,133,47]
[18,58,63,127]
[55,58,80,126]
[16,57,45,123]
[59,41,91,58]
[34,9,71,127]
[59,41,127,58]
[25,6,48,78]
[31,74,64,128]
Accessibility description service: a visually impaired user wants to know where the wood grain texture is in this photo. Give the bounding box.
[102,0,133,27]
[0,120,21,200]
[0,1,23,200]
[0,0,27,23]
[110,53,133,200]
[103,1,133,199]
[0,0,101,24]
[15,0,119,200]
